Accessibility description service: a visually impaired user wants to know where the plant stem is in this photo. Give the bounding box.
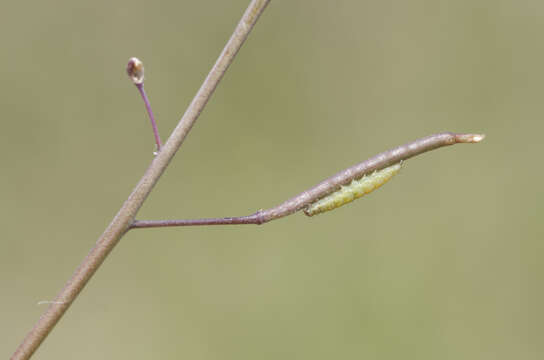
[10,1,271,359]
[132,215,262,228]
[130,132,484,229]
[136,83,162,152]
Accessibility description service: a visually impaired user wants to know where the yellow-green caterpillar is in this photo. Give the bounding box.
[304,162,402,216]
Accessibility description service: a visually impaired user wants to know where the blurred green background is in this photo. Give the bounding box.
[2,0,542,358]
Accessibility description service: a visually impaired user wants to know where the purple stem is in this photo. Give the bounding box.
[136,83,162,151]
[131,213,264,229]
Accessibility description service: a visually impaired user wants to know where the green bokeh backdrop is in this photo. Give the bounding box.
[2,1,542,358]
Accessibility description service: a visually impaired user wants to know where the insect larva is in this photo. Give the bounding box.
[304,162,403,216]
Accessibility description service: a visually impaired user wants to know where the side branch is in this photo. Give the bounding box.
[132,214,263,228]
[131,132,485,229]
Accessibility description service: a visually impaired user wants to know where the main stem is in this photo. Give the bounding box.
[11,1,271,359]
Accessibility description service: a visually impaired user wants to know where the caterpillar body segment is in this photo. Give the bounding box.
[304,162,402,216]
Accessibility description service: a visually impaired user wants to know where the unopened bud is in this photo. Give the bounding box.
[126,57,144,84]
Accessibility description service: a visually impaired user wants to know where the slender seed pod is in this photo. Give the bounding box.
[304,162,402,216]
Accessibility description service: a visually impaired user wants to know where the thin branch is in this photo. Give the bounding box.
[137,83,162,151]
[131,132,485,229]
[132,215,262,228]
[126,57,163,151]
[11,1,271,359]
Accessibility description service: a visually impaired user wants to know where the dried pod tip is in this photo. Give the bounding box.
[470,134,486,143]
[126,57,144,84]
[455,133,486,143]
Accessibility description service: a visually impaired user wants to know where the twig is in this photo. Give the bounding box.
[137,83,162,152]
[131,132,485,228]
[10,1,271,359]
[127,57,163,152]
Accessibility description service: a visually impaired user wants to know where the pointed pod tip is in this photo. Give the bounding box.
[455,133,486,143]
